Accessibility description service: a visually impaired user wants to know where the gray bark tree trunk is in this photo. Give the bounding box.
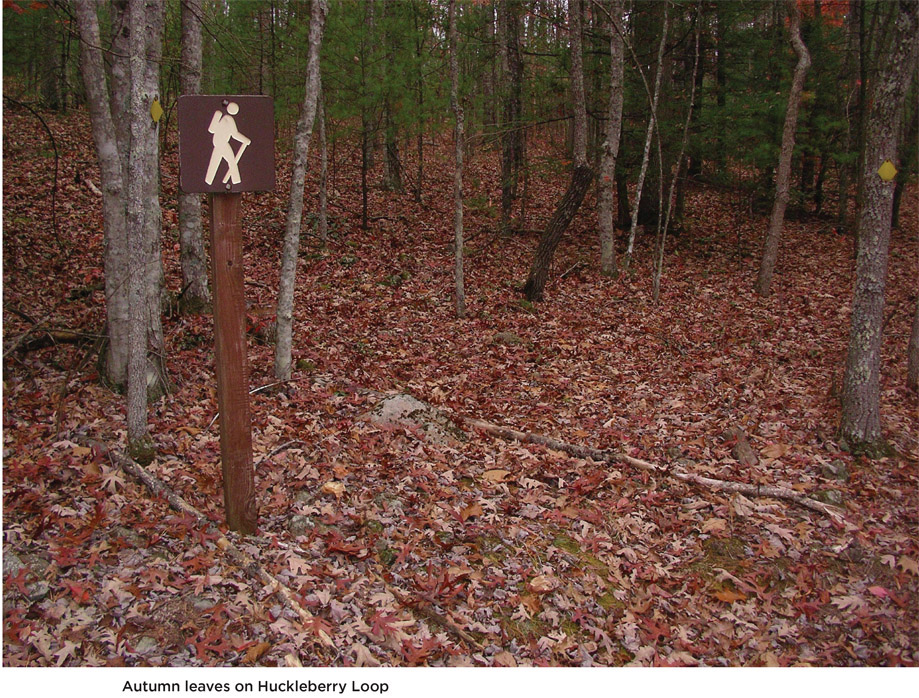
[274,0,328,382]
[449,0,465,318]
[73,0,130,388]
[755,0,812,296]
[839,0,919,451]
[178,0,210,313]
[498,0,523,235]
[653,13,701,303]
[318,85,329,248]
[74,0,167,455]
[624,4,669,269]
[598,0,625,278]
[569,0,588,167]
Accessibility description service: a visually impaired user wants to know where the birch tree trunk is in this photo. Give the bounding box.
[449,0,465,318]
[178,0,210,313]
[598,0,625,277]
[274,0,328,382]
[624,4,669,270]
[653,12,701,302]
[839,0,919,451]
[754,0,811,296]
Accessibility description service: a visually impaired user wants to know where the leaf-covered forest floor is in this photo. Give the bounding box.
[3,105,918,667]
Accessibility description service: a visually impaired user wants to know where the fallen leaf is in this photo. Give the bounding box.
[494,650,517,667]
[460,502,483,521]
[713,588,747,603]
[243,642,271,664]
[353,642,381,667]
[483,469,512,483]
[897,556,918,576]
[831,594,867,612]
[761,443,790,459]
[321,481,345,498]
[702,517,727,534]
[528,574,559,594]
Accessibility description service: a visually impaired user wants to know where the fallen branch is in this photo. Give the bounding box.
[458,416,845,520]
[383,581,480,649]
[77,437,335,652]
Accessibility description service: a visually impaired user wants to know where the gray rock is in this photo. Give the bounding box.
[816,489,844,506]
[364,393,465,445]
[821,460,849,481]
[289,515,314,537]
[492,331,526,346]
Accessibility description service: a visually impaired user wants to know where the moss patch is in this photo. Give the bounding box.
[691,536,747,578]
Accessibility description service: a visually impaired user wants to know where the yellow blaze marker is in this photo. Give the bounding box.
[150,98,164,124]
[877,160,897,182]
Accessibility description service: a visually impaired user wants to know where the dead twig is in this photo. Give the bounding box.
[458,415,845,520]
[76,437,337,653]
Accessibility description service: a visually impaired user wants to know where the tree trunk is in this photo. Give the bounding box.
[74,0,167,421]
[318,85,329,247]
[715,2,727,172]
[754,0,811,296]
[178,0,210,313]
[73,0,130,388]
[653,13,701,303]
[598,0,625,277]
[624,4,669,269]
[839,0,919,451]
[908,294,919,392]
[498,0,523,235]
[521,0,593,301]
[569,0,587,167]
[125,0,165,457]
[449,0,465,318]
[274,0,328,382]
[522,165,594,302]
[381,0,402,193]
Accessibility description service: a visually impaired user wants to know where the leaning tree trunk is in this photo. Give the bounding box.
[839,0,919,451]
[274,0,328,382]
[177,0,210,313]
[755,0,811,296]
[598,0,625,277]
[522,165,594,301]
[522,0,592,301]
[449,0,465,318]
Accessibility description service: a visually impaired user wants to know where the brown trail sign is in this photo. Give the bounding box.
[178,95,275,534]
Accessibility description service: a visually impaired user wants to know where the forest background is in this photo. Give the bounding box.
[2,0,918,669]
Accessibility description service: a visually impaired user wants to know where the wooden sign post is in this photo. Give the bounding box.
[178,96,275,534]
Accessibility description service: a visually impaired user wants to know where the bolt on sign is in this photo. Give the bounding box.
[178,95,275,194]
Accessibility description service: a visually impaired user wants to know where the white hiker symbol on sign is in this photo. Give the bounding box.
[205,102,251,186]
